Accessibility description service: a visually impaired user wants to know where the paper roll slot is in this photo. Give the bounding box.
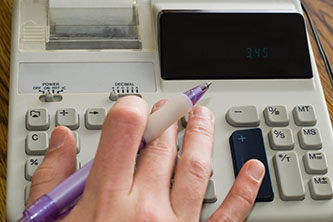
[47,0,141,49]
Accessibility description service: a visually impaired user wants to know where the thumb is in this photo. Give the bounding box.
[207,159,265,222]
[27,126,77,207]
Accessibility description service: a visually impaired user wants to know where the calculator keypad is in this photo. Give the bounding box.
[25,157,44,181]
[24,183,31,205]
[25,132,49,155]
[227,105,332,201]
[303,151,328,174]
[273,151,305,200]
[56,108,80,130]
[309,176,333,200]
[293,105,317,126]
[298,127,322,149]
[204,179,217,203]
[85,108,107,130]
[268,128,294,150]
[26,108,50,131]
[226,106,260,127]
[23,105,332,206]
[264,106,289,126]
[73,131,80,154]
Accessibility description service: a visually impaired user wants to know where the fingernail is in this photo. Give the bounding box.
[191,106,214,120]
[246,160,265,182]
[49,129,66,150]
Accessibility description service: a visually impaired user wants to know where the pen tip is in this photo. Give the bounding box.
[206,81,212,87]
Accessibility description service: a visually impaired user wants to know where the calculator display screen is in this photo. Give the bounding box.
[159,12,313,79]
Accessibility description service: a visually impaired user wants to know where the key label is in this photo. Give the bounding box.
[314,177,328,185]
[309,153,323,160]
[29,159,38,166]
[59,110,69,116]
[31,134,39,141]
[303,129,317,135]
[30,110,41,118]
[238,135,247,142]
[279,154,291,162]
[297,106,310,112]
[274,130,285,139]
[268,107,280,115]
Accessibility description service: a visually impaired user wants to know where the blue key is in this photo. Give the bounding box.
[230,128,274,201]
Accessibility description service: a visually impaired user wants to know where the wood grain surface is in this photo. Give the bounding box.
[0,0,332,221]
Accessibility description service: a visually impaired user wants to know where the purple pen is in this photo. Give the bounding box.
[18,81,212,222]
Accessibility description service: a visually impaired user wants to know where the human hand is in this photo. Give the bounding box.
[27,96,265,222]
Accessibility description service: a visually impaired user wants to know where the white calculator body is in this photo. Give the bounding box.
[7,0,333,221]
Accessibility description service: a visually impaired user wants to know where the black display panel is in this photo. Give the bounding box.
[159,12,313,79]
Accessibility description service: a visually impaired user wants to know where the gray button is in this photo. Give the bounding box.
[25,157,44,181]
[76,158,81,170]
[85,108,107,130]
[274,151,305,200]
[24,183,31,205]
[309,176,333,200]
[264,106,289,126]
[303,151,328,174]
[226,106,260,127]
[72,131,80,154]
[204,179,217,203]
[26,132,49,155]
[293,105,317,126]
[298,128,322,150]
[26,109,49,131]
[56,108,79,130]
[268,128,294,150]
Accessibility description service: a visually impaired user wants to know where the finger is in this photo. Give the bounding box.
[171,106,215,221]
[207,159,265,222]
[134,100,178,197]
[83,96,148,200]
[27,126,77,206]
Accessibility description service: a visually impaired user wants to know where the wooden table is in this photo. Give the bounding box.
[0,0,332,220]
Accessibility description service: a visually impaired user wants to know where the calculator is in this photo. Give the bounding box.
[6,0,333,221]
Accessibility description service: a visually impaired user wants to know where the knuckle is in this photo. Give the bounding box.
[208,214,237,222]
[134,203,161,222]
[186,122,214,140]
[148,140,177,156]
[230,188,255,208]
[182,156,211,182]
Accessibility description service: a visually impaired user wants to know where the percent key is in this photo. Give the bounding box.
[268,128,295,150]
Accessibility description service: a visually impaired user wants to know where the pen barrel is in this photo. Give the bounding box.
[48,160,93,209]
[23,160,94,221]
[143,94,193,144]
[21,195,58,222]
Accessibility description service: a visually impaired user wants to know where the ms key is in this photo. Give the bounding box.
[229,128,274,201]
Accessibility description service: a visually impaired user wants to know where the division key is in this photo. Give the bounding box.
[229,128,274,201]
